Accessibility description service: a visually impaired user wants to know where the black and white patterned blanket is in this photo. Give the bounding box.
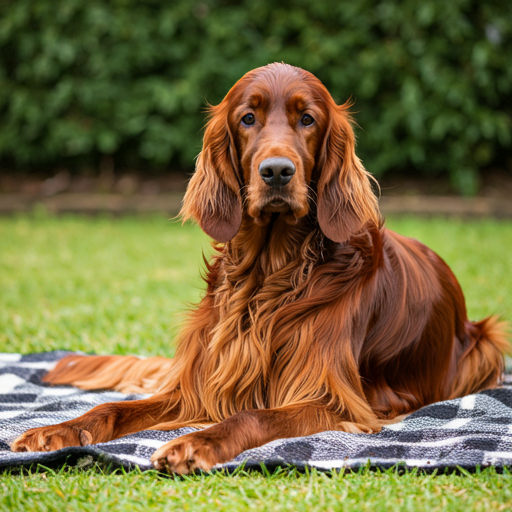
[1,352,512,473]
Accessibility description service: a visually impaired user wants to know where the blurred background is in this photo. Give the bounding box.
[1,1,511,366]
[0,0,511,214]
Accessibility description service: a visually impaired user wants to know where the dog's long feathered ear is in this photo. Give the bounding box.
[180,103,242,243]
[316,102,380,243]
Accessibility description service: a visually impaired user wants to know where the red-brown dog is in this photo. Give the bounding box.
[12,63,509,474]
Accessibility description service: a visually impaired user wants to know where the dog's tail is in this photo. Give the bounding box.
[450,315,510,398]
[43,354,175,394]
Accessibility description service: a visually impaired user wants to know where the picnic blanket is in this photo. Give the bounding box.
[1,351,512,473]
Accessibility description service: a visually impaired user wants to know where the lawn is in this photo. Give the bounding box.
[1,213,512,511]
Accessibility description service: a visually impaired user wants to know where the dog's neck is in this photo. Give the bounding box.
[223,213,326,281]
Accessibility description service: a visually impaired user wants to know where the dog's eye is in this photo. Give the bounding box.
[241,113,255,126]
[301,114,315,126]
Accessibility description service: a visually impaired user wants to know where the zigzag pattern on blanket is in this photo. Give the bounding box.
[1,351,512,472]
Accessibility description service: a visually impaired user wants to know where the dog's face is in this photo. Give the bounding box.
[181,63,379,244]
[228,68,329,226]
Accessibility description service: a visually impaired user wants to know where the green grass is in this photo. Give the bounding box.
[1,465,512,512]
[0,214,209,356]
[1,213,512,511]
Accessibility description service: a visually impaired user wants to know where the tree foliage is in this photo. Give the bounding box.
[0,0,511,192]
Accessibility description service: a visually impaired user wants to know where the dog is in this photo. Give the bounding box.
[12,63,509,474]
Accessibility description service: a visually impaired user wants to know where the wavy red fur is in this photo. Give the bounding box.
[12,64,509,474]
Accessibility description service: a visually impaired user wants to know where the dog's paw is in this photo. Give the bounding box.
[151,432,224,475]
[11,424,92,452]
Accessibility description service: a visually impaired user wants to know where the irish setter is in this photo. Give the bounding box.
[12,63,509,474]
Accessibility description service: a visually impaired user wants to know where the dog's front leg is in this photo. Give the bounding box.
[11,391,180,452]
[151,405,377,474]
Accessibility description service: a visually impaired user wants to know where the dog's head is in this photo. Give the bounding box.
[181,63,379,243]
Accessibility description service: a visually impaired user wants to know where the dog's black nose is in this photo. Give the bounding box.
[258,158,296,187]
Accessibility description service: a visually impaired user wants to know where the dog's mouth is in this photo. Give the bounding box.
[250,195,302,226]
[263,198,290,213]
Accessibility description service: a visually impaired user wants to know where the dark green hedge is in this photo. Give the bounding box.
[1,0,511,193]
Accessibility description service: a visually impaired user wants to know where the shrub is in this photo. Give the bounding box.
[0,0,511,193]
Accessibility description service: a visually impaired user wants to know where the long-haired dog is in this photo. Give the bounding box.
[12,63,509,474]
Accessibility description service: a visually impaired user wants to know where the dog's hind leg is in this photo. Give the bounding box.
[43,354,175,394]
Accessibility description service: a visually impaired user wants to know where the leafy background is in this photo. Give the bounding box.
[0,0,511,193]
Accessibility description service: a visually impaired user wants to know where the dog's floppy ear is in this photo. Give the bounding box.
[180,103,242,243]
[316,102,380,243]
